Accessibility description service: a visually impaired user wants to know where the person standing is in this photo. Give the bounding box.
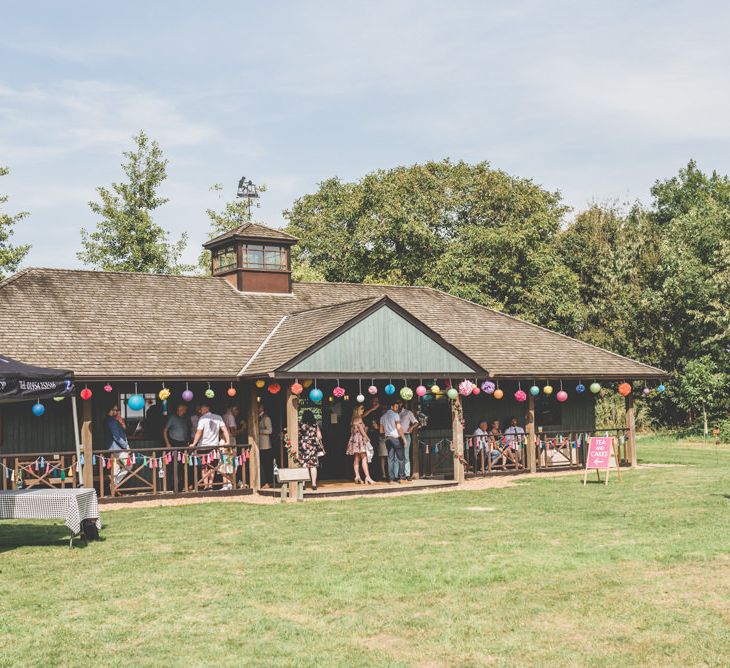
[257,404,274,489]
[380,400,408,483]
[504,416,525,469]
[364,396,387,481]
[347,405,375,484]
[189,403,230,491]
[104,405,131,486]
[163,403,191,492]
[298,410,323,490]
[397,401,418,481]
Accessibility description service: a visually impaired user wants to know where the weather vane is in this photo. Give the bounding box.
[236,176,260,217]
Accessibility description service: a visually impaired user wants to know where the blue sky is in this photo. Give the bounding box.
[2,1,729,268]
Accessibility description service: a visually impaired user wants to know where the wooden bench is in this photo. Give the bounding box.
[274,465,310,502]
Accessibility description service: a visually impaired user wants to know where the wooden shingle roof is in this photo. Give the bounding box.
[203,222,298,248]
[0,268,666,380]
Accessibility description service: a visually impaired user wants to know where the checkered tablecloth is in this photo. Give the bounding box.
[0,488,102,535]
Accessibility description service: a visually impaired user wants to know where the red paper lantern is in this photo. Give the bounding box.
[617,382,632,397]
[268,383,281,395]
[227,387,237,397]
[80,388,92,400]
[290,382,303,396]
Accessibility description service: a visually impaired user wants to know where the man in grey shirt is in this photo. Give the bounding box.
[380,401,408,483]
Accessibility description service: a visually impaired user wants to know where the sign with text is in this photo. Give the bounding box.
[583,436,622,486]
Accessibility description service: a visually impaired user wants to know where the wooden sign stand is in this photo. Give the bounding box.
[583,436,622,486]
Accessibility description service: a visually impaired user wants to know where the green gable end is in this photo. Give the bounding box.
[285,305,478,376]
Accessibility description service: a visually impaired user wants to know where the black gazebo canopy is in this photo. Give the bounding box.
[0,355,74,403]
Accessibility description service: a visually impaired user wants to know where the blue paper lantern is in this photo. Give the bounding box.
[32,402,46,417]
[529,385,540,397]
[127,394,145,411]
[309,388,323,403]
[657,384,666,393]
[384,384,395,395]
[576,383,586,394]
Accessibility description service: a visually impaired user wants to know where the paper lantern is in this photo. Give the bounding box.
[642,387,651,397]
[556,390,568,403]
[333,386,345,398]
[385,384,395,395]
[309,388,323,403]
[472,386,481,395]
[481,380,495,394]
[182,389,194,402]
[575,383,586,394]
[368,385,378,395]
[128,394,145,411]
[458,380,474,396]
[255,380,265,388]
[32,402,45,417]
[589,382,601,394]
[80,388,92,401]
[416,385,427,397]
[657,384,666,393]
[268,383,281,395]
[431,384,441,394]
[227,387,237,397]
[493,389,504,400]
[529,385,540,397]
[290,383,303,396]
[447,387,459,400]
[103,383,113,393]
[514,389,527,402]
[356,394,365,403]
[53,396,65,402]
[302,379,313,388]
[205,388,215,399]
[400,387,413,401]
[159,387,171,401]
[617,382,632,397]
[543,385,553,396]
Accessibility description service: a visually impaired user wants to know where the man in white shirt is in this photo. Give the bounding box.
[504,417,526,468]
[380,401,408,483]
[397,402,418,480]
[189,404,230,490]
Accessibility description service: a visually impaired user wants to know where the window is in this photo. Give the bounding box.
[213,245,237,272]
[243,244,287,270]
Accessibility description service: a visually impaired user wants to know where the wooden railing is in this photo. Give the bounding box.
[464,433,528,474]
[415,437,455,479]
[1,444,252,499]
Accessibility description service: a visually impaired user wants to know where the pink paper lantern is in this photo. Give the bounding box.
[514,389,527,402]
[333,386,345,398]
[556,390,568,402]
[458,380,474,396]
[415,385,427,397]
[472,386,480,395]
[368,385,378,395]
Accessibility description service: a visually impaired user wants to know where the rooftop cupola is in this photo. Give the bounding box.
[203,222,298,294]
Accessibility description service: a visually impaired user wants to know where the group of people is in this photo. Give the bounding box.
[103,401,248,490]
[472,417,526,468]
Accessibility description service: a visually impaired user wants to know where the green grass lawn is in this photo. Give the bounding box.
[1,436,729,667]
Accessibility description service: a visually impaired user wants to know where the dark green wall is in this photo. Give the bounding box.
[0,399,75,455]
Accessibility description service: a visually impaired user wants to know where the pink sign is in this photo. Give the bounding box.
[586,437,613,469]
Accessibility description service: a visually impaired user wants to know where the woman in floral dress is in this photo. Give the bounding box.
[347,405,375,484]
[298,410,323,490]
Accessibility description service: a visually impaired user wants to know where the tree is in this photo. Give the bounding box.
[78,131,191,274]
[0,166,31,280]
[198,182,266,274]
[285,159,583,331]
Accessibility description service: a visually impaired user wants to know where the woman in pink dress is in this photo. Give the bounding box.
[347,405,374,484]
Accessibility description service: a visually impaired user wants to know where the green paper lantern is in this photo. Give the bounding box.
[447,388,459,400]
[400,387,413,401]
[205,388,215,399]
[589,382,602,394]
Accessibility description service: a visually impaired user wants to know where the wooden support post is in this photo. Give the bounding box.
[452,397,465,484]
[285,388,299,500]
[527,394,536,474]
[285,389,299,467]
[625,393,637,467]
[411,426,420,480]
[81,395,94,489]
[248,389,261,491]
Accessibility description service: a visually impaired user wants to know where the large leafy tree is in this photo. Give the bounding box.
[0,166,31,280]
[78,131,190,273]
[285,159,583,333]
